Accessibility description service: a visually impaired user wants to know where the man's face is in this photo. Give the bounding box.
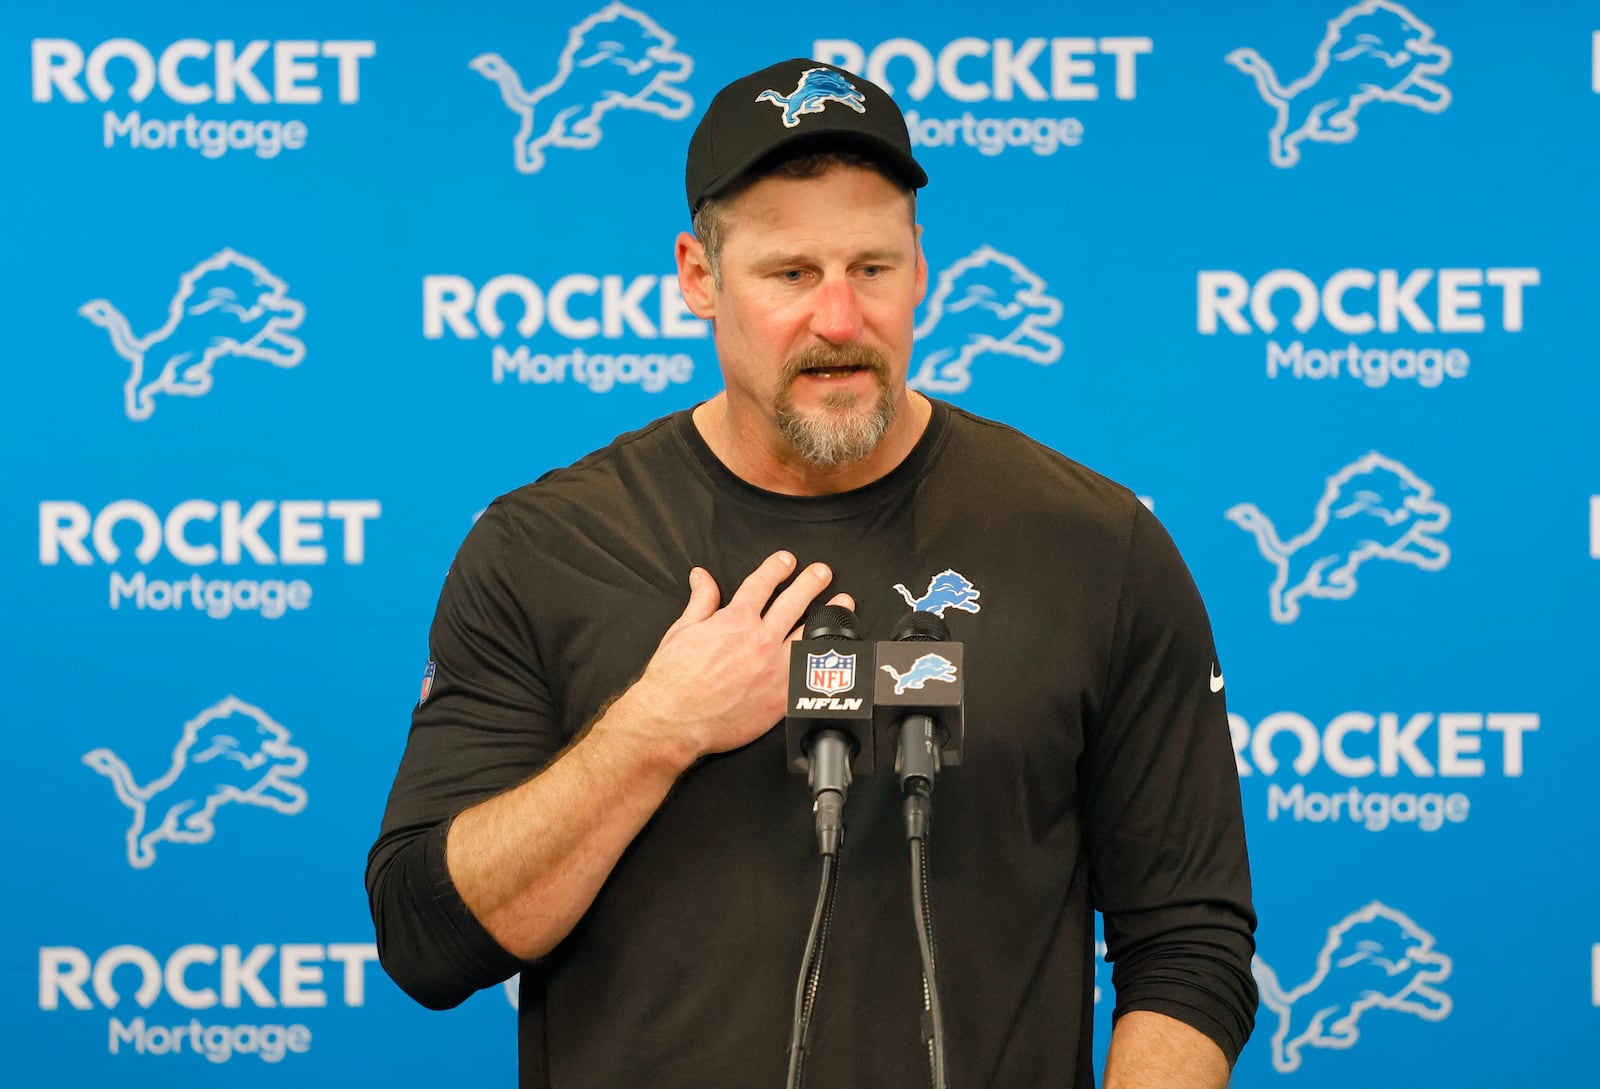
[682,166,926,468]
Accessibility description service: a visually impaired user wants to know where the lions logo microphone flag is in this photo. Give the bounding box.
[875,611,965,769]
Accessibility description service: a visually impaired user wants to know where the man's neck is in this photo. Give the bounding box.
[692,392,933,496]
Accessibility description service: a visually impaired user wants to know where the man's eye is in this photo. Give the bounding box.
[780,270,807,283]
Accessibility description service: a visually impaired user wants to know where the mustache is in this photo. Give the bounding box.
[779,343,891,387]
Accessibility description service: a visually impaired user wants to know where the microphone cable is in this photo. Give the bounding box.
[784,604,863,1089]
[784,850,839,1089]
[907,790,948,1089]
[888,610,956,1089]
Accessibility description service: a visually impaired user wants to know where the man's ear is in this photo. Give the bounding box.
[913,222,928,307]
[675,231,717,318]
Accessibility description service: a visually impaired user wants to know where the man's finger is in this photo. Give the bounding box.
[785,589,858,643]
[763,561,833,641]
[663,566,721,638]
[724,550,798,616]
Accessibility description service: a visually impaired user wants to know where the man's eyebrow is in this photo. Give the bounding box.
[747,247,910,272]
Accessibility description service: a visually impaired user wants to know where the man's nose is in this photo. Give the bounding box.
[809,276,863,343]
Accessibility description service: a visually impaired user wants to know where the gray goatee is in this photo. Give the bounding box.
[774,343,896,468]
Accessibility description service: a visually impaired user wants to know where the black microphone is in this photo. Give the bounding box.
[873,612,965,837]
[785,604,874,856]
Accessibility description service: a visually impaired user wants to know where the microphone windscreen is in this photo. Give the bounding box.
[806,604,861,641]
[890,610,949,642]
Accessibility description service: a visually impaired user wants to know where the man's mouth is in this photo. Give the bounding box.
[797,365,868,379]
[781,343,890,389]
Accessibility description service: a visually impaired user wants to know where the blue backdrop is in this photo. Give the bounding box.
[5,0,1597,1084]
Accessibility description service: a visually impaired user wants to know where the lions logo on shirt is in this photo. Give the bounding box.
[892,569,981,617]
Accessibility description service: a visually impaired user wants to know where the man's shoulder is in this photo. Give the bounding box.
[486,408,695,531]
[540,409,689,483]
[937,402,1147,522]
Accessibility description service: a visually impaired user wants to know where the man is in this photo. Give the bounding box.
[368,58,1256,1087]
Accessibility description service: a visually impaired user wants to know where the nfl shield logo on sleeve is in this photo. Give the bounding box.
[419,660,437,705]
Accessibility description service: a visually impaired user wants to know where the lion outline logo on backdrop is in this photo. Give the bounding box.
[83,696,308,868]
[756,67,867,127]
[1227,451,1450,623]
[470,2,693,174]
[1226,0,1452,167]
[79,249,305,421]
[1254,901,1452,1072]
[910,246,1063,394]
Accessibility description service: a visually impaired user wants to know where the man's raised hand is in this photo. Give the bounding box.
[611,551,853,766]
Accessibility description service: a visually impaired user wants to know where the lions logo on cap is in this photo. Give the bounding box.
[756,67,866,127]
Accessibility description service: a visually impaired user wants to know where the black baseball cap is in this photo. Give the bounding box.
[685,58,928,216]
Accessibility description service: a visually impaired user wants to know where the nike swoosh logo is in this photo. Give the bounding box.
[1209,664,1225,693]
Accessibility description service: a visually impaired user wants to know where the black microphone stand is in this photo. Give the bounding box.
[784,605,868,1089]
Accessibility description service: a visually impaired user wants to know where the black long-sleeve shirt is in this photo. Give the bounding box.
[368,401,1256,1087]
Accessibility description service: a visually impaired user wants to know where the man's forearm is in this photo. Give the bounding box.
[1102,1010,1231,1089]
[445,687,694,961]
[444,553,843,963]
